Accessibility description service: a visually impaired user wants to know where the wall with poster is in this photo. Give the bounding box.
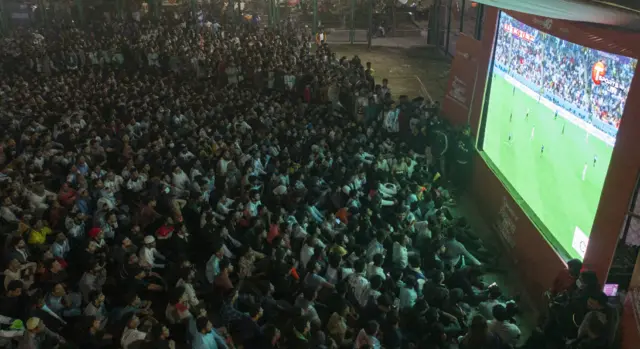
[444,6,640,346]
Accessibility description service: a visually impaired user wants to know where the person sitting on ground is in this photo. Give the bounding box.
[488,303,521,346]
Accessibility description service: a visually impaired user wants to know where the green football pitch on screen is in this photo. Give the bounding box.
[482,75,614,260]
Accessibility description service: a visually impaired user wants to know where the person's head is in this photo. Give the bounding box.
[364,320,379,336]
[488,285,502,300]
[169,286,186,305]
[398,233,408,246]
[6,280,23,297]
[491,304,509,322]
[7,258,21,272]
[409,255,421,269]
[328,252,342,269]
[124,292,141,307]
[90,290,105,306]
[303,287,318,302]
[354,259,365,274]
[12,237,26,250]
[26,317,43,333]
[150,323,171,340]
[372,253,384,267]
[567,259,583,278]
[370,275,383,291]
[249,304,264,321]
[214,243,224,258]
[587,292,608,311]
[433,270,446,285]
[196,316,213,334]
[468,315,489,341]
[577,270,600,291]
[55,232,66,243]
[425,307,440,324]
[449,288,465,304]
[309,260,322,274]
[263,324,281,344]
[143,235,156,247]
[88,315,101,331]
[390,269,403,282]
[125,312,140,329]
[224,288,239,304]
[219,258,233,274]
[52,283,66,297]
[375,230,386,242]
[405,275,417,289]
[294,317,311,336]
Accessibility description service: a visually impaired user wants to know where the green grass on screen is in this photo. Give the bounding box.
[482,74,613,259]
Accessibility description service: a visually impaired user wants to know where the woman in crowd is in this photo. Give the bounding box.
[0,6,537,349]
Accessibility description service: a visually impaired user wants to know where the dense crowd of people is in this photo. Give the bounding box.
[494,13,635,130]
[0,7,617,349]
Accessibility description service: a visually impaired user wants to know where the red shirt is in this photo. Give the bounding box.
[303,87,311,103]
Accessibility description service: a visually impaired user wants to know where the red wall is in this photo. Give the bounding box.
[442,6,640,346]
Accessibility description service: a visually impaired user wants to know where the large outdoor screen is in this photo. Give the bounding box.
[481,12,637,260]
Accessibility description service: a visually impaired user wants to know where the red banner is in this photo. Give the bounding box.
[442,33,483,128]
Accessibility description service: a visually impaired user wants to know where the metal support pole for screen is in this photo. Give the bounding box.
[459,0,465,33]
[349,0,355,44]
[474,3,484,40]
[75,0,84,24]
[312,0,318,35]
[367,0,373,49]
[0,0,5,35]
[445,0,453,55]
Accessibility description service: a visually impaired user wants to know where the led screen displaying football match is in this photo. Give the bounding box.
[481,12,637,259]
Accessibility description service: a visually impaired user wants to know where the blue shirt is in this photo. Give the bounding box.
[205,255,221,284]
[399,287,417,309]
[192,329,228,349]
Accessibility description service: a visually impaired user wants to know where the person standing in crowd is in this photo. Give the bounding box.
[0,10,537,349]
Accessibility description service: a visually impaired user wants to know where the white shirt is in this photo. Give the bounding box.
[217,159,230,176]
[176,279,200,307]
[246,200,261,217]
[126,175,147,193]
[366,264,386,280]
[217,198,234,215]
[325,266,353,285]
[478,299,504,320]
[104,175,124,193]
[300,244,315,268]
[348,273,370,307]
[121,328,147,349]
[172,171,189,190]
[488,320,521,346]
[392,242,409,269]
[139,246,164,268]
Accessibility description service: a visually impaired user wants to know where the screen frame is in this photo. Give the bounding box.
[474,10,631,261]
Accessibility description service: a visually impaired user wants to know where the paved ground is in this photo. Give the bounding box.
[332,44,450,102]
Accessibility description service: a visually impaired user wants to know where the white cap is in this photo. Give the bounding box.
[143,235,155,244]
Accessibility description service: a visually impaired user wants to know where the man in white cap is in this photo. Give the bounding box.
[19,317,64,349]
[139,236,166,269]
